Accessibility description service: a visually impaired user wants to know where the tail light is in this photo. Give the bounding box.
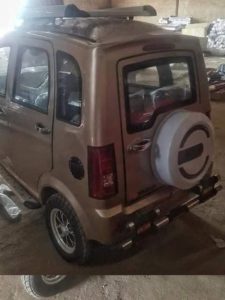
[88,144,118,199]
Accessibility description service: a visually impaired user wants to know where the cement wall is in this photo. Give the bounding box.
[179,0,225,22]
[28,0,225,22]
[112,0,225,22]
[28,0,110,9]
[111,0,177,18]
[28,0,63,5]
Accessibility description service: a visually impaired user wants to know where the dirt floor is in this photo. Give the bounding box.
[0,57,224,275]
[0,276,225,299]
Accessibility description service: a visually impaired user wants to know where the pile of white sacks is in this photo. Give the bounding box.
[208,19,225,50]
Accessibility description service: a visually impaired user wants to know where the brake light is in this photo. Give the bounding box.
[88,144,118,199]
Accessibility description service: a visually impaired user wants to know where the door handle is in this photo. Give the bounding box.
[35,123,51,135]
[128,139,152,152]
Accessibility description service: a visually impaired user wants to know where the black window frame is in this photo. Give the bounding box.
[123,56,197,134]
[12,46,50,115]
[56,50,82,127]
[0,46,11,97]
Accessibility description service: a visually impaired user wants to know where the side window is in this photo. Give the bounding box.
[14,47,49,113]
[0,47,10,96]
[56,51,82,126]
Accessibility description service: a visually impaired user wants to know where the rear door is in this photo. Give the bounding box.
[7,38,54,193]
[118,52,198,203]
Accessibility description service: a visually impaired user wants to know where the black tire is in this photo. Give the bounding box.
[45,193,91,264]
[21,275,66,298]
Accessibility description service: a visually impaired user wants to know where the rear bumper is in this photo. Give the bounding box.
[115,174,222,250]
[93,175,222,247]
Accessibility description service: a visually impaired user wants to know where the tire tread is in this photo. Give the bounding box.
[21,275,40,298]
[46,193,91,264]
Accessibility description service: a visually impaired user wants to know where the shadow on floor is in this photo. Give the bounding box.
[63,211,225,275]
[0,202,224,275]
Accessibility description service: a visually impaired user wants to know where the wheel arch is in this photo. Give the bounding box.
[41,186,58,205]
[38,174,93,240]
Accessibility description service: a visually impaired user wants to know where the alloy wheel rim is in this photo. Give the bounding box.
[50,208,76,254]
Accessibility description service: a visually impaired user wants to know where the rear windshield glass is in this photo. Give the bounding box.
[123,57,196,133]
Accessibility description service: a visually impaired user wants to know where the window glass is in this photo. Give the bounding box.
[128,66,160,88]
[170,62,190,86]
[124,57,196,133]
[57,51,82,126]
[0,47,10,95]
[14,48,49,113]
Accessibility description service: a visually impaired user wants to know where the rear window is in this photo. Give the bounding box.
[123,57,196,133]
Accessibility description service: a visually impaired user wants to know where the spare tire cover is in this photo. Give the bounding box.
[151,110,214,190]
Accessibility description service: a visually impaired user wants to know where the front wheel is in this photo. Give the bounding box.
[21,275,66,298]
[45,193,91,264]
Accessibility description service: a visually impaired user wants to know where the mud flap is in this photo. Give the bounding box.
[0,184,21,222]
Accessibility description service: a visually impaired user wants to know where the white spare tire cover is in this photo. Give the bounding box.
[152,110,214,190]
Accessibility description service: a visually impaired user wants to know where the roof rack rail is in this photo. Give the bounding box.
[21,4,157,20]
[90,6,157,18]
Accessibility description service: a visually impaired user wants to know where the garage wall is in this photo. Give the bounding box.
[112,0,225,22]
[28,0,63,5]
[111,0,177,18]
[62,0,176,17]
[179,0,225,22]
[110,0,177,24]
[27,0,110,9]
[27,1,225,22]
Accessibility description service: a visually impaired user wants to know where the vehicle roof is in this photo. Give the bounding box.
[3,17,171,46]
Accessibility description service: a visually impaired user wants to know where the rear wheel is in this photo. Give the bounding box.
[45,193,91,264]
[21,275,66,298]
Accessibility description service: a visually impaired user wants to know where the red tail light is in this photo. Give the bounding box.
[88,144,118,199]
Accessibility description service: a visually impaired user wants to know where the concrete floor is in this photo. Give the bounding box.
[0,58,224,275]
[0,276,224,299]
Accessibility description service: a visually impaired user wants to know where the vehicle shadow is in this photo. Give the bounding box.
[85,211,225,275]
[45,276,89,297]
[0,205,224,275]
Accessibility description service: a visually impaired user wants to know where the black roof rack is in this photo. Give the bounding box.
[17,4,159,44]
[89,6,156,18]
[21,4,157,20]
